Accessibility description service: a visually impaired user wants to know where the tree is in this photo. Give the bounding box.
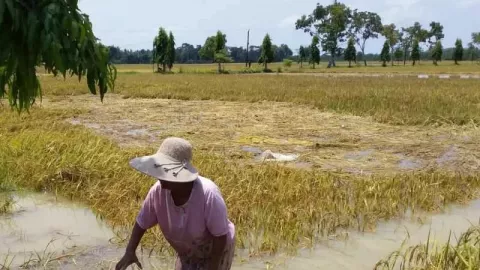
[153,27,169,72]
[213,52,233,72]
[398,30,411,66]
[258,34,274,70]
[431,41,443,66]
[427,22,444,65]
[407,22,429,45]
[474,33,480,43]
[349,10,382,66]
[274,44,293,62]
[473,33,480,46]
[380,41,391,67]
[344,37,356,67]
[215,31,226,53]
[411,40,420,66]
[299,46,307,68]
[199,36,216,61]
[309,36,321,69]
[213,31,229,73]
[296,1,352,67]
[394,47,403,65]
[454,39,464,65]
[199,31,231,72]
[176,43,201,64]
[427,22,444,47]
[165,32,175,71]
[0,0,116,112]
[466,43,479,62]
[383,24,400,66]
[400,22,428,65]
[470,32,480,63]
[472,33,480,54]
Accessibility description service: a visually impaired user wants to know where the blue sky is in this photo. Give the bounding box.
[79,0,480,54]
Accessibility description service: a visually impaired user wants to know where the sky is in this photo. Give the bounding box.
[78,0,480,54]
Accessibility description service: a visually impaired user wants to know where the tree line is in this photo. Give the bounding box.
[107,42,294,66]
[107,44,479,66]
[108,0,480,69]
[295,1,480,67]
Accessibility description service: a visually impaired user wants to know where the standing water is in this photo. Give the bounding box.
[0,192,173,269]
[235,200,480,269]
[1,192,480,269]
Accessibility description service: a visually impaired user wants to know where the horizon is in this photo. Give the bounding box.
[79,0,480,54]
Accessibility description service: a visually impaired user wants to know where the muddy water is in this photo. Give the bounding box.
[240,200,480,270]
[0,193,173,269]
[1,193,479,269]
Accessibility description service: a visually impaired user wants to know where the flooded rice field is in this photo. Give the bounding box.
[1,192,479,269]
[0,192,173,269]
[44,95,480,175]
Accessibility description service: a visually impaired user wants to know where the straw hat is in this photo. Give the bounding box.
[129,137,199,182]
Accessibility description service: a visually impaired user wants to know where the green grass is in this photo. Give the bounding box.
[39,73,480,126]
[2,107,480,256]
[375,225,480,270]
[0,195,14,214]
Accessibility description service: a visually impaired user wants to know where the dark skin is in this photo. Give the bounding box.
[115,180,228,270]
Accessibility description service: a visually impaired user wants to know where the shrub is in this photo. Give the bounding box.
[283,59,293,67]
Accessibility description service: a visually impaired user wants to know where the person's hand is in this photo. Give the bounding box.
[115,251,143,270]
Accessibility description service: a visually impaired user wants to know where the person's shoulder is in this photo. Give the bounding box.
[152,180,161,190]
[148,181,162,195]
[197,176,221,194]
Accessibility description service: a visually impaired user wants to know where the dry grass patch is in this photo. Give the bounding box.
[43,95,480,175]
[38,73,480,126]
[2,106,480,257]
[105,62,480,75]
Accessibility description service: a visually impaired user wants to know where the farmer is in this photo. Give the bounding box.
[116,137,235,270]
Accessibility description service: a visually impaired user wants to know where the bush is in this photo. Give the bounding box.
[238,68,262,74]
[277,67,283,73]
[283,59,293,67]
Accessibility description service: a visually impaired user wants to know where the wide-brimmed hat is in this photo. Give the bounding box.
[129,137,199,183]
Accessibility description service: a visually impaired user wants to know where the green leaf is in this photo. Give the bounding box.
[27,15,39,46]
[79,24,86,44]
[0,72,6,98]
[4,0,12,18]
[44,14,51,33]
[42,34,51,52]
[70,0,79,7]
[71,21,79,39]
[86,69,96,94]
[0,0,5,25]
[78,64,83,82]
[1,1,117,112]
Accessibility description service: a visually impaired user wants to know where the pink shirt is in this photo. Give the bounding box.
[136,176,235,259]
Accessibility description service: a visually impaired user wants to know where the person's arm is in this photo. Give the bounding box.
[116,222,146,270]
[116,183,159,270]
[208,234,227,270]
[205,186,231,270]
[126,222,147,254]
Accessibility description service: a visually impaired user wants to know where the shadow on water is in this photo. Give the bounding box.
[1,192,480,269]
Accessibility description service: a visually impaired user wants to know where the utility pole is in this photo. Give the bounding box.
[245,29,250,67]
